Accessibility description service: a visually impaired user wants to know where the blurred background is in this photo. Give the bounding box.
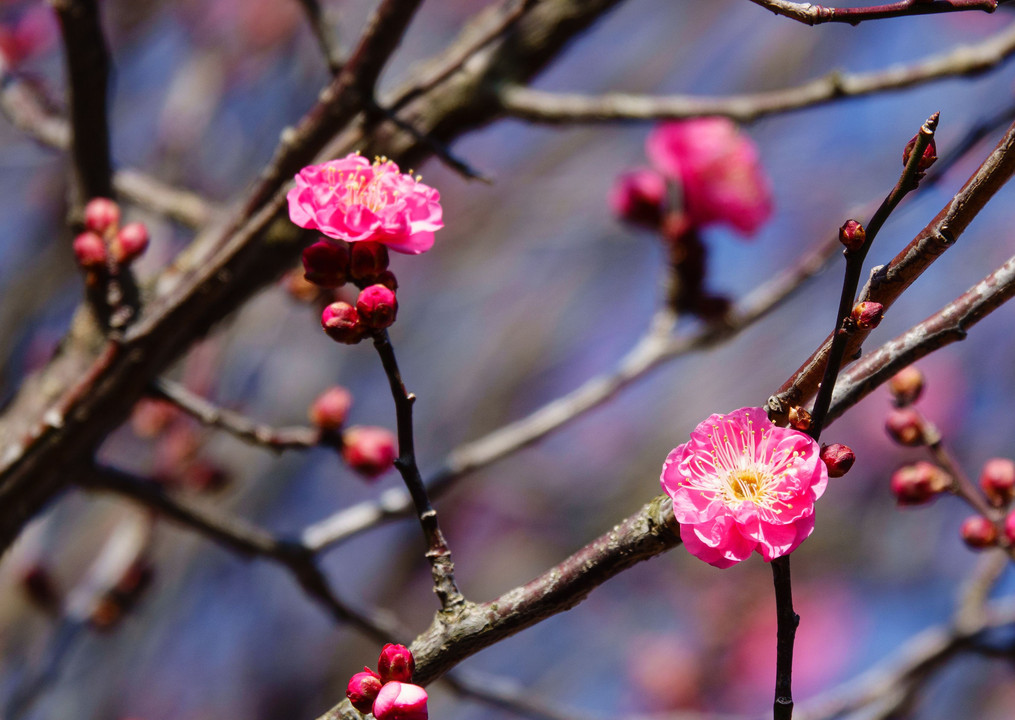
[2,1,1015,718]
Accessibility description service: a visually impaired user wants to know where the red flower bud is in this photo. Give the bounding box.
[851,301,884,330]
[308,386,353,432]
[888,366,924,407]
[787,405,812,432]
[885,407,926,447]
[321,302,364,344]
[302,239,350,288]
[820,443,855,478]
[1005,511,1015,545]
[73,231,107,270]
[372,682,428,720]
[346,668,383,715]
[356,284,398,329]
[342,426,396,480]
[378,643,415,684]
[349,242,389,282]
[83,197,120,236]
[373,270,399,291]
[838,219,866,252]
[112,222,149,264]
[903,134,937,172]
[890,461,950,505]
[980,458,1015,507]
[609,168,667,228]
[960,516,998,550]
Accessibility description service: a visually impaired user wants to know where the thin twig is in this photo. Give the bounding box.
[150,378,325,453]
[748,0,1000,25]
[497,27,1015,124]
[371,331,465,612]
[303,234,838,553]
[296,0,342,74]
[772,115,1015,416]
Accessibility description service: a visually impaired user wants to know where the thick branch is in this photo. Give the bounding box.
[827,253,1015,422]
[748,0,1000,25]
[498,26,1015,124]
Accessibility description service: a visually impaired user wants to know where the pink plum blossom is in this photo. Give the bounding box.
[660,407,827,568]
[287,153,443,254]
[646,118,772,236]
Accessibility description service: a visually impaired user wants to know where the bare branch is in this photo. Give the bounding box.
[295,0,342,74]
[499,26,1015,124]
[151,378,324,453]
[748,0,1000,25]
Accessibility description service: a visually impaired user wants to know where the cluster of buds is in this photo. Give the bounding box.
[347,644,428,720]
[73,198,150,277]
[959,459,1015,550]
[301,239,399,343]
[308,387,397,479]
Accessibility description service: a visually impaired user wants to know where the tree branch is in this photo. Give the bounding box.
[499,25,1015,124]
[748,0,1000,25]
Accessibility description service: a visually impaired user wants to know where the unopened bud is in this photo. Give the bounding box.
[372,682,428,720]
[903,134,937,172]
[787,406,811,431]
[890,461,950,505]
[885,407,926,447]
[378,643,415,684]
[308,386,352,432]
[112,222,149,264]
[888,366,924,407]
[321,302,364,344]
[349,242,389,282]
[820,443,855,478]
[609,168,667,228]
[961,516,998,549]
[851,301,884,330]
[356,284,398,329]
[980,458,1015,507]
[73,231,107,270]
[83,197,120,236]
[302,239,350,287]
[838,219,866,252]
[342,426,397,480]
[346,668,383,715]
[373,270,399,291]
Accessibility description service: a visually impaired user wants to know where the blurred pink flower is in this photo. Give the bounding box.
[646,118,772,236]
[287,154,443,254]
[660,407,827,568]
[609,167,667,228]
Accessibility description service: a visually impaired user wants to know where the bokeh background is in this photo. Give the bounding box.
[2,1,1015,718]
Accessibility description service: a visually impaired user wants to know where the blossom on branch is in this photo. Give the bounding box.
[646,118,772,236]
[287,153,443,254]
[660,407,826,568]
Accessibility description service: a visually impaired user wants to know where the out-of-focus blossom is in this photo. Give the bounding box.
[890,461,950,505]
[287,154,443,255]
[308,387,352,432]
[646,118,772,236]
[610,168,667,228]
[342,426,397,479]
[961,516,997,549]
[372,682,428,720]
[980,458,1015,507]
[0,5,56,67]
[660,407,827,568]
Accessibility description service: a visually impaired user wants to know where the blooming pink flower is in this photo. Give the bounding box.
[287,154,443,254]
[660,407,827,568]
[646,118,772,236]
[372,681,428,720]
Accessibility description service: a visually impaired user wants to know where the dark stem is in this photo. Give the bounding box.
[372,331,465,611]
[772,555,799,720]
[808,112,938,437]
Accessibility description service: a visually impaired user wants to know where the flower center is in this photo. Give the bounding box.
[726,467,772,505]
[324,158,401,213]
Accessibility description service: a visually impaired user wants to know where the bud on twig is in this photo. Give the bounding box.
[112,222,149,265]
[960,516,998,550]
[73,232,107,270]
[903,133,937,173]
[342,426,397,479]
[885,407,927,447]
[787,406,812,431]
[850,301,884,330]
[346,668,383,714]
[888,366,924,407]
[308,387,352,432]
[303,239,350,288]
[356,284,398,330]
[350,242,389,282]
[321,302,364,344]
[838,219,866,252]
[83,197,120,236]
[378,643,415,684]
[890,461,950,505]
[820,443,855,478]
[372,682,428,720]
[980,458,1015,507]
